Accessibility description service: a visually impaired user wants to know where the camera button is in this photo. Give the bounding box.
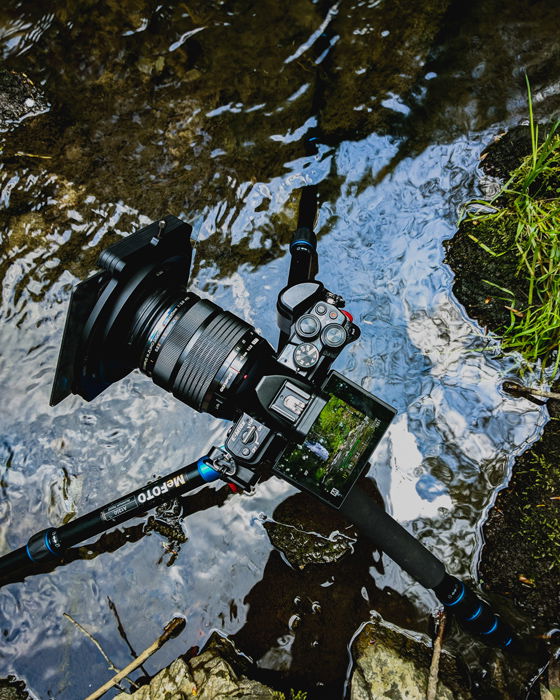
[315,303,327,316]
[294,343,319,368]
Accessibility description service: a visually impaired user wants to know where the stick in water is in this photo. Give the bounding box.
[503,381,560,401]
[85,616,186,700]
[427,611,447,700]
[63,612,132,692]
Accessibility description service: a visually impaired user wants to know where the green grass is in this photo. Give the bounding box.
[464,77,560,374]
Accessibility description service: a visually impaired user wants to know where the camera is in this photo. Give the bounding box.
[51,215,395,508]
[1,215,515,650]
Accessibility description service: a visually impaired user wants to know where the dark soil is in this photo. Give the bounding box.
[445,126,539,336]
[479,385,560,623]
[444,126,560,626]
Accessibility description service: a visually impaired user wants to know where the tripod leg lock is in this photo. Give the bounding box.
[433,574,514,649]
[26,528,62,563]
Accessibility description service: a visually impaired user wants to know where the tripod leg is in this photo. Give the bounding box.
[0,458,219,580]
[340,485,514,649]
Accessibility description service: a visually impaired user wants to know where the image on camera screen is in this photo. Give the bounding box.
[274,372,395,507]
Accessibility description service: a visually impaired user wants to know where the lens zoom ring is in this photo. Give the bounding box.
[191,319,248,407]
[153,299,217,385]
[173,313,249,409]
[174,313,244,406]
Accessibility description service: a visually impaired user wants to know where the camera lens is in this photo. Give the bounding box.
[129,287,273,418]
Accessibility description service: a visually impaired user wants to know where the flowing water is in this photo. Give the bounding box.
[1,1,559,697]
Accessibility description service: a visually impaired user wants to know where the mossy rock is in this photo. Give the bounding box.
[349,620,472,700]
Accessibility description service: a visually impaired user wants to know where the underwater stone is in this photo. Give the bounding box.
[0,69,49,133]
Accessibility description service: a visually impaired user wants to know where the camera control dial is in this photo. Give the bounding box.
[321,324,347,348]
[296,314,320,338]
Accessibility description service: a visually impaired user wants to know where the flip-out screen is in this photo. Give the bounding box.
[273,371,396,507]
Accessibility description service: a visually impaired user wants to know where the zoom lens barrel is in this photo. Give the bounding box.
[128,288,273,418]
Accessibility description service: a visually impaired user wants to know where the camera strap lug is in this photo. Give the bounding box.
[207,445,260,492]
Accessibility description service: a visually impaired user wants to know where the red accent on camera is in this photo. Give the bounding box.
[341,309,353,322]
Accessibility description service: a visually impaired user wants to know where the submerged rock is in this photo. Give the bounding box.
[0,68,49,133]
[0,677,31,700]
[263,492,357,568]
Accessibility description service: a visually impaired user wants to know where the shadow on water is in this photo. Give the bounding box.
[0,0,559,697]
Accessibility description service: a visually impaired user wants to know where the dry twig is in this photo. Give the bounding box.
[503,381,560,401]
[427,611,447,700]
[85,616,186,700]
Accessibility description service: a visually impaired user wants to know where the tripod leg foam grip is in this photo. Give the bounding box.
[340,485,446,588]
[341,487,516,649]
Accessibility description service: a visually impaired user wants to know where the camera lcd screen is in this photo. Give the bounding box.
[273,371,396,508]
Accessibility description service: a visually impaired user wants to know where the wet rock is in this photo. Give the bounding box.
[0,677,31,700]
[349,620,472,700]
[114,633,277,699]
[0,68,49,133]
[263,492,357,568]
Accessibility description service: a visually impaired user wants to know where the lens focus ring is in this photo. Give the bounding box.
[131,285,273,418]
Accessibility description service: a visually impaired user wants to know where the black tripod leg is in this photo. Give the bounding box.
[0,458,220,580]
[340,485,515,649]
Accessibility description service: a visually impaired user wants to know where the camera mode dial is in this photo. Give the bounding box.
[294,343,320,368]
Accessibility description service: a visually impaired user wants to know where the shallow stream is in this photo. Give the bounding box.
[1,1,559,697]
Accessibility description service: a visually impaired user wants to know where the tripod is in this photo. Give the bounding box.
[0,203,514,650]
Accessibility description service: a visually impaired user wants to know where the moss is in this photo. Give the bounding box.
[480,385,560,621]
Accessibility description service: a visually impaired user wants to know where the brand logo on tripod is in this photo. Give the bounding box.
[137,473,186,504]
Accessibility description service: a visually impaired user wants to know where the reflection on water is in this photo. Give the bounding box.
[0,0,559,697]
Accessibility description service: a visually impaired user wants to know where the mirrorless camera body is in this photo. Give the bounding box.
[51,216,395,508]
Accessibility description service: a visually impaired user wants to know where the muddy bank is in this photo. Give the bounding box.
[445,126,560,625]
[480,384,559,623]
